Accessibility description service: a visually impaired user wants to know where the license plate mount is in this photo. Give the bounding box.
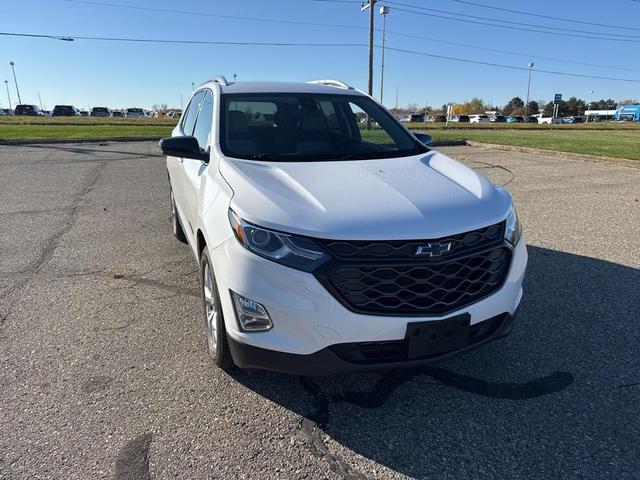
[405,314,471,360]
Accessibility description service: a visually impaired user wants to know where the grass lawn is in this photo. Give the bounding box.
[1,116,638,161]
[0,116,177,141]
[422,128,640,161]
[0,124,174,141]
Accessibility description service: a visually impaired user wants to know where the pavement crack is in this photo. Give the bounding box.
[617,382,640,388]
[113,274,199,298]
[299,377,367,480]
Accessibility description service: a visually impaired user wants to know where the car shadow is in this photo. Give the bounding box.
[229,245,640,478]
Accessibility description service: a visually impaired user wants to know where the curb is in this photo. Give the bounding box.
[0,136,163,146]
[429,140,467,147]
[464,141,640,169]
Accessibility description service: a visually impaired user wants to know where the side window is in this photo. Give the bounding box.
[181,91,204,136]
[349,102,396,147]
[192,90,213,150]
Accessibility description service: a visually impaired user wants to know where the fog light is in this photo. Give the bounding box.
[230,291,273,331]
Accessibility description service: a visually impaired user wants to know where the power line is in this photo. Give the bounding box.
[64,0,365,31]
[382,1,640,40]
[3,30,640,83]
[386,5,640,43]
[444,0,640,33]
[64,0,640,71]
[0,32,366,47]
[386,30,640,72]
[385,46,640,83]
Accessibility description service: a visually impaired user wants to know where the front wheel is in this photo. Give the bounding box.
[200,248,235,370]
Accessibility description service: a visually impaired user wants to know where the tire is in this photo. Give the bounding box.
[170,187,188,244]
[200,247,235,370]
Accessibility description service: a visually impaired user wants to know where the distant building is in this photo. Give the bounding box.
[614,104,640,122]
[584,109,617,121]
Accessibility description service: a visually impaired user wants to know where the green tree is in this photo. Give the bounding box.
[526,100,540,115]
[564,97,587,116]
[502,97,524,115]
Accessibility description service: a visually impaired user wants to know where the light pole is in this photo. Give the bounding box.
[4,80,11,109]
[524,62,534,118]
[9,61,21,105]
[379,6,390,104]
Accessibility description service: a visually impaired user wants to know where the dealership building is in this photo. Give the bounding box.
[614,104,640,121]
[584,104,640,122]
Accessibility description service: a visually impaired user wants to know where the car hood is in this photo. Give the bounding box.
[219,149,512,240]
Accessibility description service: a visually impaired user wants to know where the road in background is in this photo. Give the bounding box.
[0,142,638,479]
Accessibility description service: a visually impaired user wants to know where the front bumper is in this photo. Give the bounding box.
[228,312,515,376]
[210,233,527,361]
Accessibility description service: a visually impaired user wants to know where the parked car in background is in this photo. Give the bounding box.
[458,115,470,122]
[490,115,506,123]
[409,113,425,123]
[469,114,490,124]
[506,116,523,123]
[52,105,79,117]
[14,104,44,116]
[434,114,447,122]
[161,78,527,375]
[524,116,538,123]
[0,108,15,116]
[90,107,112,117]
[112,111,125,118]
[537,115,562,124]
[41,110,52,116]
[125,107,146,118]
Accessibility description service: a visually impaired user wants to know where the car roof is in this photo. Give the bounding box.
[203,80,366,96]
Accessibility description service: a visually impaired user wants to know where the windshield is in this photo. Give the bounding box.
[220,93,426,161]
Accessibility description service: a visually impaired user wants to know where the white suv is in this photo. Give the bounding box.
[161,77,527,375]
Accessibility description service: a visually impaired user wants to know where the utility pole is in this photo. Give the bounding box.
[361,0,377,129]
[524,62,534,118]
[4,80,11,109]
[38,93,43,110]
[361,0,377,97]
[379,6,390,104]
[9,61,21,105]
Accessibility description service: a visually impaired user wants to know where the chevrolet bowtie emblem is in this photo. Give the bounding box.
[415,242,452,257]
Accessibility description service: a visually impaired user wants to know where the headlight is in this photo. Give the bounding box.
[504,205,522,245]
[228,209,329,272]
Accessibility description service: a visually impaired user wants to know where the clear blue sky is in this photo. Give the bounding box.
[1,0,639,110]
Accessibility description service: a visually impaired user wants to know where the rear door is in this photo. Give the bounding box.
[167,90,204,242]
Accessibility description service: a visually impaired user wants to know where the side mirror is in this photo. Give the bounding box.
[159,136,209,162]
[414,132,433,146]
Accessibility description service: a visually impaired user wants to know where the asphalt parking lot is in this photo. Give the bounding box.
[1,141,639,480]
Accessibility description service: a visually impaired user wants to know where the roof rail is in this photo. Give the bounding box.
[307,79,353,90]
[202,75,230,87]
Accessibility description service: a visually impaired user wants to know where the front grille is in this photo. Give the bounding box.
[324,248,510,316]
[320,223,503,260]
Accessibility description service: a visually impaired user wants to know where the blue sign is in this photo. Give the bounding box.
[554,93,562,104]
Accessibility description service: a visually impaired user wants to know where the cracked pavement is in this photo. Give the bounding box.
[0,142,639,479]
